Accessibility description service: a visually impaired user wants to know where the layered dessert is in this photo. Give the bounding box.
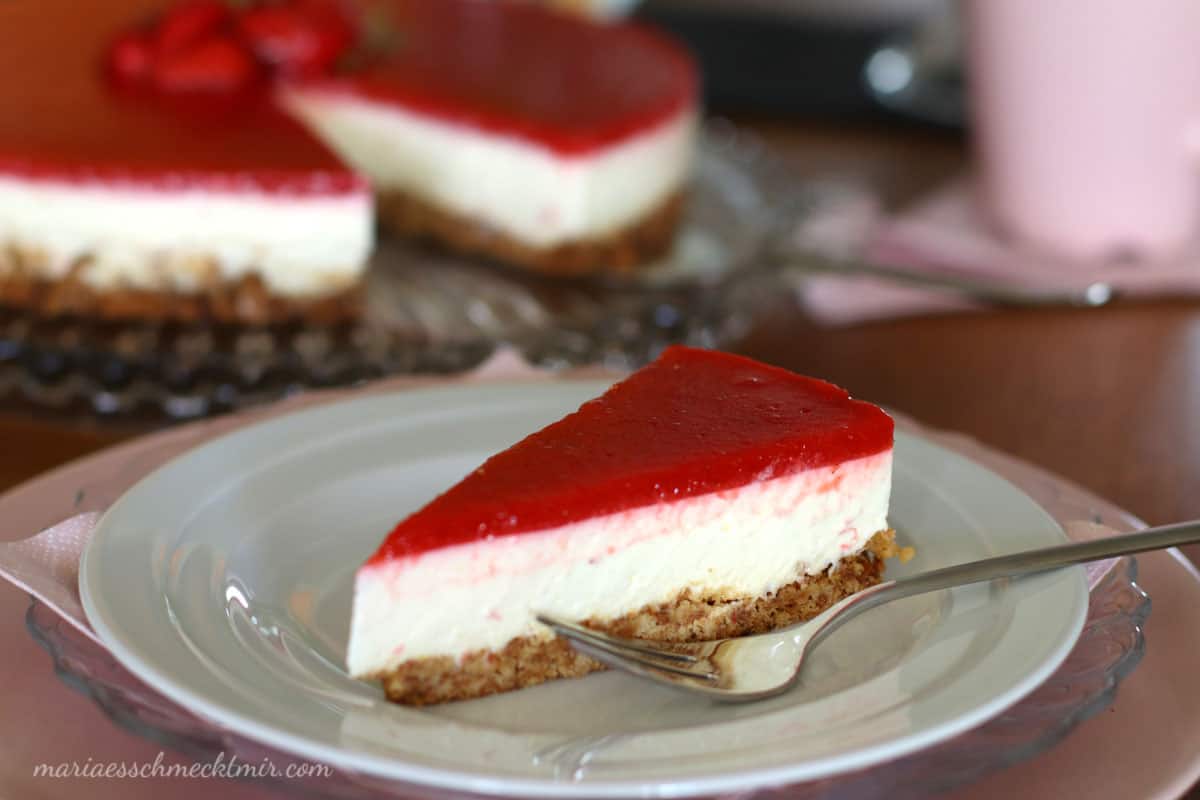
[0,0,372,324]
[0,0,698,323]
[348,346,904,705]
[286,0,697,275]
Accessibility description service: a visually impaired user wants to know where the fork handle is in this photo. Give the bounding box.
[808,519,1200,646]
[775,247,1115,308]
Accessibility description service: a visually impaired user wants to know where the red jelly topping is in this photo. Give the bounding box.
[0,0,693,192]
[0,0,362,195]
[311,0,698,156]
[368,346,894,564]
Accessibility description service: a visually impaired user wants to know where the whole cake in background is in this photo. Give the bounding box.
[0,0,699,324]
[347,346,909,705]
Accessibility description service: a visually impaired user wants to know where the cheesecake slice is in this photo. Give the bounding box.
[348,346,901,705]
[284,0,698,275]
[0,0,373,324]
[0,0,696,325]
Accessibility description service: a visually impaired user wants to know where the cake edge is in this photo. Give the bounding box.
[0,247,363,324]
[375,189,685,277]
[372,530,908,706]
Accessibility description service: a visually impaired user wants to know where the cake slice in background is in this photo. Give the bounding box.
[0,0,699,327]
[286,0,699,276]
[0,0,373,324]
[348,346,902,705]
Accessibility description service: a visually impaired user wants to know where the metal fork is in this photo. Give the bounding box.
[537,519,1200,702]
[779,247,1117,308]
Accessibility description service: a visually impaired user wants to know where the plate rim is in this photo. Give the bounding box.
[80,380,1089,798]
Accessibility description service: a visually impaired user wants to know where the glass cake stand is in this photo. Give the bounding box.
[26,556,1148,800]
[0,123,805,420]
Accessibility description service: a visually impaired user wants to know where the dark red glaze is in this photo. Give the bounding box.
[0,0,363,196]
[0,0,693,193]
[309,0,698,156]
[368,346,894,565]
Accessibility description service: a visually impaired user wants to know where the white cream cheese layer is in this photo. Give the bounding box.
[0,177,373,295]
[284,88,696,249]
[348,449,892,677]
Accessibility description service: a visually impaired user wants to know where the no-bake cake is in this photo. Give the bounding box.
[347,346,902,705]
[0,0,699,324]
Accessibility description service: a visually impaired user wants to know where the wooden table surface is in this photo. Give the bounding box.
[3,121,1200,796]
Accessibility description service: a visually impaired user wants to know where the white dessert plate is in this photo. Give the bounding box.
[79,381,1088,798]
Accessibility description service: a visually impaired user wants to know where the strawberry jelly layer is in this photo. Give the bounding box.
[368,346,894,565]
[0,0,362,196]
[313,0,698,157]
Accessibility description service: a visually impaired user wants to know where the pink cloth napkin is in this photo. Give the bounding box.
[1,512,103,644]
[795,177,1200,326]
[0,348,1140,647]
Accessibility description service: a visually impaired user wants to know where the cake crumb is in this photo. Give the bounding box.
[867,529,916,563]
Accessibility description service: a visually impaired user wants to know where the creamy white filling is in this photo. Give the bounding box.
[284,88,696,248]
[347,450,892,677]
[0,177,373,296]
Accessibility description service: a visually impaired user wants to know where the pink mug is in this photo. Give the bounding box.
[964,0,1200,260]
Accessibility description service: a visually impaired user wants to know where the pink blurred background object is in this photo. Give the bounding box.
[965,0,1200,261]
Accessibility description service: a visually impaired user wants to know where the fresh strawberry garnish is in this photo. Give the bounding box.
[155,0,233,56]
[106,29,156,84]
[238,1,355,78]
[104,0,360,94]
[153,36,262,93]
